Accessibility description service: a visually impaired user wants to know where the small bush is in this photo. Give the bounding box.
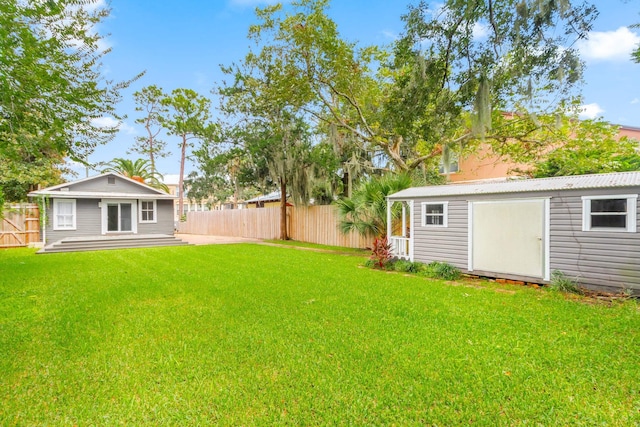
[363,259,377,268]
[393,260,423,273]
[370,237,392,269]
[549,270,583,294]
[420,261,462,281]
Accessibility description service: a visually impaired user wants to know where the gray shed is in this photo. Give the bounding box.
[28,173,184,252]
[387,171,640,294]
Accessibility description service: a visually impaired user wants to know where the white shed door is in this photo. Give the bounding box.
[471,200,545,278]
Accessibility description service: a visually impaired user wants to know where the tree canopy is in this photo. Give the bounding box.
[234,0,598,178]
[130,85,171,174]
[161,89,217,218]
[527,120,640,178]
[0,0,142,203]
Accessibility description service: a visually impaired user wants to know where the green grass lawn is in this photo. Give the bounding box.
[1,244,638,425]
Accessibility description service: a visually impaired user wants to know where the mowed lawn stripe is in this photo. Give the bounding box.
[0,244,638,425]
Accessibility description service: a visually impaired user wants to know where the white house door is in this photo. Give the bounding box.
[102,200,137,234]
[470,199,547,279]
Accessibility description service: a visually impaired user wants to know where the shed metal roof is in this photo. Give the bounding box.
[388,171,640,200]
[246,191,283,203]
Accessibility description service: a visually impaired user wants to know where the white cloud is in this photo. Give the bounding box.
[91,117,137,135]
[382,30,398,41]
[91,116,119,128]
[631,98,640,105]
[578,27,640,62]
[194,71,210,87]
[579,103,605,119]
[119,122,137,136]
[472,22,488,39]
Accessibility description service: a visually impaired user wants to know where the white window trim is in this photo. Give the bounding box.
[101,199,138,234]
[421,201,449,227]
[138,199,157,224]
[582,194,637,233]
[53,199,77,231]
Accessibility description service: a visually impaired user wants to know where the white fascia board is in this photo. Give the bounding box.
[29,190,176,200]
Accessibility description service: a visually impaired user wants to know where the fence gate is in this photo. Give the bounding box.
[1,204,40,248]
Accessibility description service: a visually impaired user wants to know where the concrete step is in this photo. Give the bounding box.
[55,238,185,247]
[39,236,191,253]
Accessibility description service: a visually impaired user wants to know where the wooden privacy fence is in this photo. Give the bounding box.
[1,204,40,248]
[180,205,371,249]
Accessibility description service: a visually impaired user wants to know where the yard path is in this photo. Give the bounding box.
[175,233,262,245]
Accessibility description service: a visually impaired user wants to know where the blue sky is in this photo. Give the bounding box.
[78,0,640,177]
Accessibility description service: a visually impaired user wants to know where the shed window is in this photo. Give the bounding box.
[139,200,157,223]
[53,199,76,230]
[582,195,637,232]
[421,202,448,227]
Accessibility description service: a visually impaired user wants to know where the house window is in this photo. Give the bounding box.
[139,200,157,223]
[582,195,637,232]
[53,199,76,230]
[107,176,116,185]
[422,202,448,227]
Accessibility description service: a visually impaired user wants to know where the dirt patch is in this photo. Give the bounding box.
[175,234,261,245]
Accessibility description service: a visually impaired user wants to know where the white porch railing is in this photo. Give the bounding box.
[390,236,410,259]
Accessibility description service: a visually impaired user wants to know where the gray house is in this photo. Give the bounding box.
[28,173,187,253]
[387,171,640,294]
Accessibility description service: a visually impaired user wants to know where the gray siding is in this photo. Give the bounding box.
[406,187,640,293]
[45,198,174,244]
[45,198,102,243]
[549,190,640,292]
[412,198,468,269]
[137,200,174,234]
[67,175,161,195]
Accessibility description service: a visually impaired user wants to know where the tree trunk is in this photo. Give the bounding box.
[178,135,187,221]
[342,171,350,197]
[279,177,288,240]
[147,117,155,174]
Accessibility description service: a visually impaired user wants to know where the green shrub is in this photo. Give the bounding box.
[393,260,423,273]
[363,259,377,269]
[420,261,462,281]
[549,270,583,295]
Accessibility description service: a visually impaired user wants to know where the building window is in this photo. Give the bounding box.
[421,202,448,227]
[107,176,116,185]
[582,195,637,232]
[53,199,76,230]
[139,200,157,223]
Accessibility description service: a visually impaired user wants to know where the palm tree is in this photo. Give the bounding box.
[102,158,169,192]
[336,173,412,238]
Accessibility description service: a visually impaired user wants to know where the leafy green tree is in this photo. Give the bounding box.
[241,0,596,177]
[101,158,169,192]
[161,89,217,217]
[187,145,248,208]
[0,0,142,201]
[527,120,640,177]
[218,17,339,239]
[336,174,412,238]
[244,1,394,175]
[390,0,598,169]
[130,85,170,173]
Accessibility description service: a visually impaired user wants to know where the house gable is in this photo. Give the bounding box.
[47,173,166,196]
